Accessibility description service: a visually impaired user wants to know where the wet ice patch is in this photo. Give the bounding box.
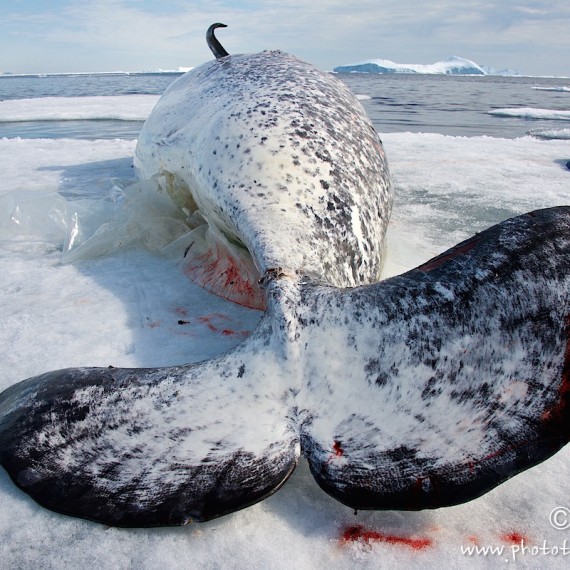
[0,95,159,122]
[61,179,189,262]
[488,108,570,121]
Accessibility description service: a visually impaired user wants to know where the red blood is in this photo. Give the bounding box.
[500,531,528,545]
[417,236,480,273]
[471,339,570,462]
[480,448,508,463]
[182,243,265,310]
[541,314,570,423]
[197,315,219,333]
[340,525,432,550]
[412,477,424,492]
[332,441,343,457]
[467,535,480,546]
[196,315,250,338]
[201,312,228,320]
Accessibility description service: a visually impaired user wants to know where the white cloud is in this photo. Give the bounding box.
[1,0,569,75]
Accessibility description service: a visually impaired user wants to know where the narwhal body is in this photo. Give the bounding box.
[0,26,568,527]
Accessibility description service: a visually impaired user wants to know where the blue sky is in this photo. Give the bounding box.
[1,0,569,75]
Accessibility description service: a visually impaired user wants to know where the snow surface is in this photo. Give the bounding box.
[0,96,159,122]
[532,86,570,93]
[0,95,570,568]
[489,108,570,121]
[491,105,570,140]
[1,71,188,78]
[530,128,570,141]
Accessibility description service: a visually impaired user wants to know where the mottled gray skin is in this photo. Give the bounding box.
[0,48,569,528]
[299,209,570,509]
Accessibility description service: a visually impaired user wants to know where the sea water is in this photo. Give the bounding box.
[1,72,569,139]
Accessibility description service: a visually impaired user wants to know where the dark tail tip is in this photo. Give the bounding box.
[207,23,229,59]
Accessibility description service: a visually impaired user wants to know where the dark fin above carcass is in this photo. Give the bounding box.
[206,23,229,59]
[302,206,570,511]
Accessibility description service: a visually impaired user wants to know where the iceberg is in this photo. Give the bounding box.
[334,56,488,75]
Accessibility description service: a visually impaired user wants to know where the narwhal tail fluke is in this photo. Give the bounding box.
[0,207,569,526]
[0,340,299,527]
[300,206,570,511]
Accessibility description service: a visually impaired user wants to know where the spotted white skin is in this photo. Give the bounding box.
[0,51,569,527]
[135,51,392,293]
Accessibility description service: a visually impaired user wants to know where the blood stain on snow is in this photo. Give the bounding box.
[500,531,528,545]
[198,314,224,333]
[340,525,433,550]
[196,314,250,338]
